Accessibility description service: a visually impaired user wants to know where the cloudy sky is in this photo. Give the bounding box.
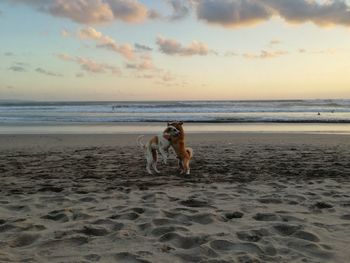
[1,0,350,101]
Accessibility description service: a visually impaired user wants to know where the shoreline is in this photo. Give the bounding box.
[1,122,350,135]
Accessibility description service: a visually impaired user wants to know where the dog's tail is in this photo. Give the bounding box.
[137,135,145,149]
[186,147,193,158]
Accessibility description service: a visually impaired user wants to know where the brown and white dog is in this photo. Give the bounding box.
[137,126,180,174]
[167,121,193,175]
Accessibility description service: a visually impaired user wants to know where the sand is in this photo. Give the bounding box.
[1,133,350,263]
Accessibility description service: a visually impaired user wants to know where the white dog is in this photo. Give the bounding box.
[137,126,180,174]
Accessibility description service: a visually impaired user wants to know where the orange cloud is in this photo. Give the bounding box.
[5,0,148,25]
[156,36,209,56]
[242,50,288,59]
[126,55,154,70]
[57,53,121,74]
[78,27,135,60]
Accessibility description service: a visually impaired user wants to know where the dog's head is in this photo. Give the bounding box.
[167,121,184,132]
[163,125,180,138]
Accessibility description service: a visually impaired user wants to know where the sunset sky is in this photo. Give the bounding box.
[1,0,350,101]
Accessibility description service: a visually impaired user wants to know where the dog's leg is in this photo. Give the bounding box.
[184,159,190,175]
[145,148,153,175]
[151,149,160,173]
[159,147,168,164]
[152,162,160,174]
[178,159,184,174]
[179,159,185,174]
[146,155,153,175]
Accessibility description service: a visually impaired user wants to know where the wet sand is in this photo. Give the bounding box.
[1,133,350,262]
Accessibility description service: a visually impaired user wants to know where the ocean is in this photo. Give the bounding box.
[1,100,350,134]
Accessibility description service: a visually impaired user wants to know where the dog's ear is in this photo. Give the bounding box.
[179,121,184,125]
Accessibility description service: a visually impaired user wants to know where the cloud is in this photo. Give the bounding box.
[192,0,350,28]
[147,9,162,19]
[4,0,148,25]
[264,0,350,27]
[195,0,272,28]
[156,36,209,56]
[35,67,63,77]
[242,50,288,59]
[269,39,281,46]
[168,0,191,20]
[78,27,135,60]
[126,55,154,70]
[298,48,337,55]
[8,66,26,72]
[57,53,121,74]
[134,43,153,52]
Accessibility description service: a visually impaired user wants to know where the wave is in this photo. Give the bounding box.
[1,100,350,124]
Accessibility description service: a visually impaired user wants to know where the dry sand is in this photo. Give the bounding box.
[1,133,350,263]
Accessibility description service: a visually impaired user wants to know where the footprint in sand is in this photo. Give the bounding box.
[273,223,302,236]
[0,223,17,233]
[91,219,124,231]
[225,211,244,220]
[114,252,151,263]
[110,212,139,220]
[151,226,189,236]
[175,245,219,263]
[236,229,269,242]
[77,225,109,236]
[292,230,320,242]
[41,210,69,222]
[10,233,40,247]
[209,239,263,255]
[340,214,350,220]
[179,198,210,208]
[287,239,334,260]
[159,232,209,250]
[253,213,280,221]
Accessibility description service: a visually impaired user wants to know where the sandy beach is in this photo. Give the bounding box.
[1,133,350,263]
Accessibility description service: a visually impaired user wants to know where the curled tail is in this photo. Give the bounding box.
[186,147,193,158]
[137,135,145,149]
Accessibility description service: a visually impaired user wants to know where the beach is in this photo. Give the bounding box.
[1,133,350,262]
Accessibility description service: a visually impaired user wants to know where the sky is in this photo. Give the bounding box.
[1,0,350,101]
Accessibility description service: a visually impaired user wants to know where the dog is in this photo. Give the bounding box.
[137,125,180,174]
[167,121,193,175]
